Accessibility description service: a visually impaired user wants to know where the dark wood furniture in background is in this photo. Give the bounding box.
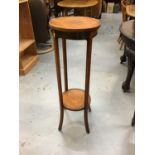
[45,0,64,17]
[120,20,135,92]
[120,1,135,61]
[19,0,38,75]
[49,16,100,133]
[118,0,128,50]
[57,0,98,17]
[118,1,135,50]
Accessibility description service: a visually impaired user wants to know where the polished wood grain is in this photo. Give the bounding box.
[58,0,98,9]
[126,5,135,18]
[49,16,101,32]
[63,89,91,110]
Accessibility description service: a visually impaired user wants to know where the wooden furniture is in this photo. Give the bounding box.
[45,0,64,17]
[121,0,128,22]
[93,0,103,18]
[117,0,128,50]
[49,16,100,133]
[126,4,135,18]
[19,0,38,75]
[57,0,98,17]
[120,20,135,92]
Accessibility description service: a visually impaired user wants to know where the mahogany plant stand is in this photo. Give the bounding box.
[49,16,100,133]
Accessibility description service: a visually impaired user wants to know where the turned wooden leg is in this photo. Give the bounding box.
[122,56,135,92]
[83,37,93,133]
[120,45,127,64]
[62,38,68,91]
[54,33,64,131]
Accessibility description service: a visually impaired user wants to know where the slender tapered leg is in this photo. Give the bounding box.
[62,38,68,91]
[54,33,64,131]
[84,36,93,134]
[58,107,64,131]
[84,108,89,133]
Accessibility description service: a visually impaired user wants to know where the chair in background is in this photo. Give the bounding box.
[118,0,128,50]
[121,0,128,21]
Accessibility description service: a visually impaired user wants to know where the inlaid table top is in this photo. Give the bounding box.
[57,0,98,9]
[126,5,135,18]
[49,16,101,32]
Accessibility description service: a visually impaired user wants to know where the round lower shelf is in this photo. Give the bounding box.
[63,88,91,111]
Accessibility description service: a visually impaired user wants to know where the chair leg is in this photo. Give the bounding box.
[58,107,64,131]
[84,108,90,133]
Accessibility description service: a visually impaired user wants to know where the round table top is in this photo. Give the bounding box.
[57,0,98,9]
[49,16,101,32]
[126,5,135,18]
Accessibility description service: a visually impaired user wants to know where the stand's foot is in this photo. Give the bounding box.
[84,109,90,134]
[58,108,64,131]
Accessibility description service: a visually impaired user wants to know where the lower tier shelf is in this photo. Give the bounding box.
[63,88,91,111]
